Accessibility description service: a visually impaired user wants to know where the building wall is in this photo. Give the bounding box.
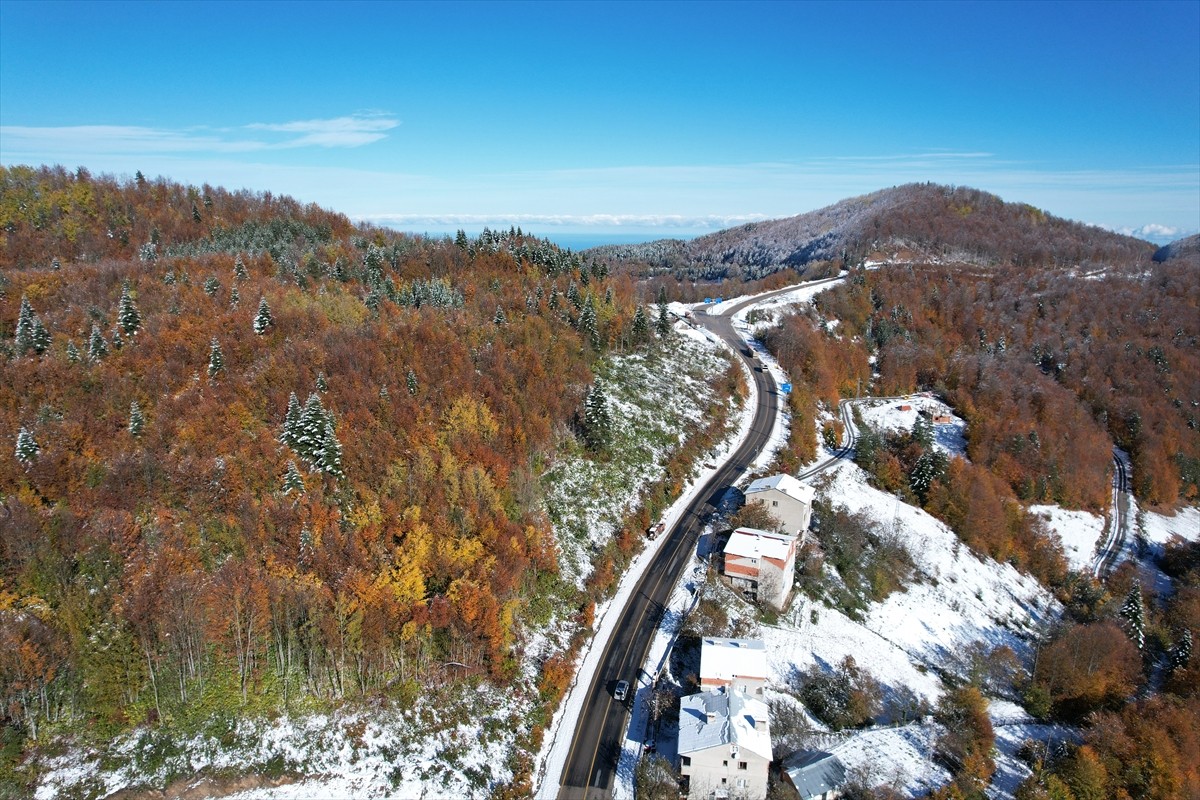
[748,488,812,535]
[681,745,770,799]
[724,549,795,610]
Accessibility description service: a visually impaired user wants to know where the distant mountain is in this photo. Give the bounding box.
[1153,233,1200,265]
[589,183,1156,280]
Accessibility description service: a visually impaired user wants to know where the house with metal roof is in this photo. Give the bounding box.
[700,637,768,696]
[744,474,814,537]
[723,527,798,610]
[678,687,772,799]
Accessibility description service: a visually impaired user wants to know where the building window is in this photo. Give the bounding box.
[738,761,748,770]
[737,779,748,788]
[681,756,690,767]
[722,760,728,767]
[772,500,778,506]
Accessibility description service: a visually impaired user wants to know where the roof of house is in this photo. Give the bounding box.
[678,687,772,762]
[783,750,847,800]
[745,474,815,506]
[701,638,768,683]
[724,527,797,561]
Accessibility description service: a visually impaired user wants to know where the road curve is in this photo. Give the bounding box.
[555,288,799,799]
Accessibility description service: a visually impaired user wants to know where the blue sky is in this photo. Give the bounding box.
[2,0,1197,244]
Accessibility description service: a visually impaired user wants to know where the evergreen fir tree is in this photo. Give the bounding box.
[128,401,145,437]
[315,421,345,479]
[51,257,61,271]
[229,285,240,308]
[14,295,35,355]
[208,338,225,378]
[1120,581,1145,651]
[578,296,599,348]
[912,415,934,448]
[15,427,39,464]
[379,384,389,399]
[66,340,80,364]
[111,326,124,351]
[31,318,50,355]
[583,383,613,451]
[204,277,220,297]
[655,285,671,338]
[632,306,649,341]
[316,372,328,393]
[566,280,582,309]
[909,449,946,505]
[1171,628,1193,672]
[406,369,418,395]
[234,255,248,281]
[253,296,274,334]
[192,202,202,223]
[117,283,141,334]
[281,392,302,449]
[88,323,108,361]
[494,305,507,325]
[282,460,305,495]
[296,393,328,461]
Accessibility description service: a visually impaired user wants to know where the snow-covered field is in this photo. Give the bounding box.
[1030,505,1105,572]
[856,395,968,457]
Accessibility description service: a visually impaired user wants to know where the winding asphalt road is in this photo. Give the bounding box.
[555,285,821,799]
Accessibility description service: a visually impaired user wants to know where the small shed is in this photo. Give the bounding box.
[782,750,847,800]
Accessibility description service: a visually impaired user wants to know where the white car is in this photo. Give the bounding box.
[613,680,630,701]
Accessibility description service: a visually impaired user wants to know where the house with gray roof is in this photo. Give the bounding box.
[781,750,846,800]
[678,687,772,799]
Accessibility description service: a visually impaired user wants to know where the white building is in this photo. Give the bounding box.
[744,474,814,537]
[679,687,772,799]
[724,527,798,610]
[700,637,767,696]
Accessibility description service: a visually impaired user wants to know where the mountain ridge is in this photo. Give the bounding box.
[588,183,1157,279]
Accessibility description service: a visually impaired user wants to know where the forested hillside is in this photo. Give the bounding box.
[591,183,1156,281]
[0,165,657,783]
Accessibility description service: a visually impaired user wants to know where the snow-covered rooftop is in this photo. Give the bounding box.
[678,688,772,762]
[783,750,847,800]
[745,473,814,506]
[700,638,768,683]
[724,527,796,561]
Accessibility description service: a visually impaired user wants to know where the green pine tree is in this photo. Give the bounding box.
[88,323,108,361]
[406,369,418,395]
[578,296,599,348]
[31,318,50,355]
[111,326,124,351]
[253,296,274,335]
[1120,581,1145,651]
[128,401,145,438]
[315,421,345,479]
[66,340,81,364]
[281,392,303,449]
[1171,628,1192,672]
[117,283,141,334]
[204,276,220,297]
[229,285,240,308]
[632,306,649,341]
[15,427,39,464]
[494,305,507,326]
[316,372,329,393]
[234,255,248,281]
[208,338,225,378]
[14,295,36,355]
[282,460,305,495]
[583,383,613,452]
[655,286,671,338]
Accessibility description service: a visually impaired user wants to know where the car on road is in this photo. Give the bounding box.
[613,680,629,702]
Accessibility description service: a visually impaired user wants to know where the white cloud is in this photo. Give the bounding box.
[0,113,399,156]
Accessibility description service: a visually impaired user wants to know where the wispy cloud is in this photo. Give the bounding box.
[0,113,399,156]
[245,113,398,148]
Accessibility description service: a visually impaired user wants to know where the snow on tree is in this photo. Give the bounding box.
[138,242,157,263]
[204,276,220,297]
[406,369,419,395]
[229,285,240,308]
[128,401,145,438]
[656,286,671,338]
[316,371,328,393]
[253,296,274,334]
[583,382,613,451]
[909,448,947,505]
[88,323,108,361]
[66,340,80,364]
[282,460,305,495]
[632,306,649,341]
[1171,628,1192,672]
[578,296,599,348]
[31,318,50,355]
[314,421,345,480]
[117,283,141,334]
[14,295,36,355]
[1120,581,1145,651]
[15,427,39,464]
[208,338,225,378]
[234,255,248,281]
[111,326,124,351]
[493,305,507,325]
[281,392,303,449]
